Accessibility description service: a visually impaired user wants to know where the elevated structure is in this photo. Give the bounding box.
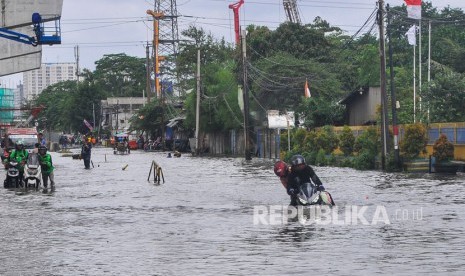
[0,0,63,76]
[283,0,301,24]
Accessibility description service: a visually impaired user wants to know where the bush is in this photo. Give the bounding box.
[292,128,307,151]
[354,127,379,155]
[339,125,355,156]
[353,151,376,170]
[432,134,454,162]
[315,149,327,166]
[306,150,318,165]
[303,130,317,152]
[400,123,428,159]
[314,126,339,154]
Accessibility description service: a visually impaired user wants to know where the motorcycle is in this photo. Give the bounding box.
[23,153,42,189]
[295,182,335,206]
[3,160,23,189]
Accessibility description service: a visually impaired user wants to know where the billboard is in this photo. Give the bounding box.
[267,110,295,129]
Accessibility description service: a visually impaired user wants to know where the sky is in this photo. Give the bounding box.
[1,0,465,88]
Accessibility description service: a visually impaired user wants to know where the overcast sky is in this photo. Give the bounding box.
[1,0,464,87]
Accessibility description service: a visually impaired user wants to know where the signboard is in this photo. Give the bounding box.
[267,110,295,129]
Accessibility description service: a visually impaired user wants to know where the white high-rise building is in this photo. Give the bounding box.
[23,63,77,100]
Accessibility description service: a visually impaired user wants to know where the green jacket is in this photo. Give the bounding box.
[8,149,29,163]
[6,149,29,172]
[38,153,54,175]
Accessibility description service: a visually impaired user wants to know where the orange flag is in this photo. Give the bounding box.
[304,79,311,98]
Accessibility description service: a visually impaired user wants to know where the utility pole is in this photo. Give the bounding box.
[387,4,400,168]
[146,44,151,103]
[378,0,389,170]
[74,45,80,82]
[241,30,251,161]
[195,49,201,154]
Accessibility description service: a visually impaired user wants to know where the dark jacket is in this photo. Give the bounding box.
[286,164,323,195]
[81,143,92,158]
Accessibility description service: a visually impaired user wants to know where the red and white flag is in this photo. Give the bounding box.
[83,119,94,131]
[404,0,421,19]
[304,79,311,98]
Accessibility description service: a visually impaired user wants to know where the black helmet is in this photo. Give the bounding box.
[290,154,306,167]
[38,145,47,154]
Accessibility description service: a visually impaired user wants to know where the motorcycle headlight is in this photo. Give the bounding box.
[27,169,38,175]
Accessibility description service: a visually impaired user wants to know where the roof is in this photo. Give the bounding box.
[339,87,368,105]
[166,116,186,128]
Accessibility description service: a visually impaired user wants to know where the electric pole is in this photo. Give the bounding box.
[387,4,400,168]
[195,49,201,155]
[378,0,389,170]
[146,44,151,103]
[241,30,251,161]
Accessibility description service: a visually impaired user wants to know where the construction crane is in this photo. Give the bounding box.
[229,0,244,45]
[283,0,301,24]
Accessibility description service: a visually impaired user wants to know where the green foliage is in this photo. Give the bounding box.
[33,80,105,133]
[305,150,318,165]
[292,128,307,151]
[314,126,339,154]
[338,125,355,156]
[354,127,379,155]
[399,123,428,159]
[93,53,146,97]
[422,67,465,123]
[315,149,327,166]
[302,130,317,152]
[353,151,376,170]
[433,134,454,162]
[129,99,162,134]
[352,127,379,170]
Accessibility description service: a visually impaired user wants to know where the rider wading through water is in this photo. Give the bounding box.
[274,155,331,206]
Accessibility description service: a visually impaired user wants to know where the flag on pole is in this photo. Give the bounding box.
[83,119,94,131]
[405,25,417,46]
[304,79,311,98]
[404,0,421,19]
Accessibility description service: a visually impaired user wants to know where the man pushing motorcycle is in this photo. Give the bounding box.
[38,145,55,190]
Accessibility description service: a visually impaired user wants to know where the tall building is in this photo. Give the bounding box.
[23,63,77,100]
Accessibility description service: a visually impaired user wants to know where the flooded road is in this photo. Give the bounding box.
[1,147,464,275]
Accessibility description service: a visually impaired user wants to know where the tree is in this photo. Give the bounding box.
[423,66,465,122]
[93,53,146,97]
[433,134,454,161]
[399,123,428,159]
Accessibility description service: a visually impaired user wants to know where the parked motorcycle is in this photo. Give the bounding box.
[23,153,42,189]
[3,160,23,189]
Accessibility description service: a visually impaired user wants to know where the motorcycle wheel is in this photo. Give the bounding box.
[3,178,8,188]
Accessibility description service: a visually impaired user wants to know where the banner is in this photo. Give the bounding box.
[83,119,94,131]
